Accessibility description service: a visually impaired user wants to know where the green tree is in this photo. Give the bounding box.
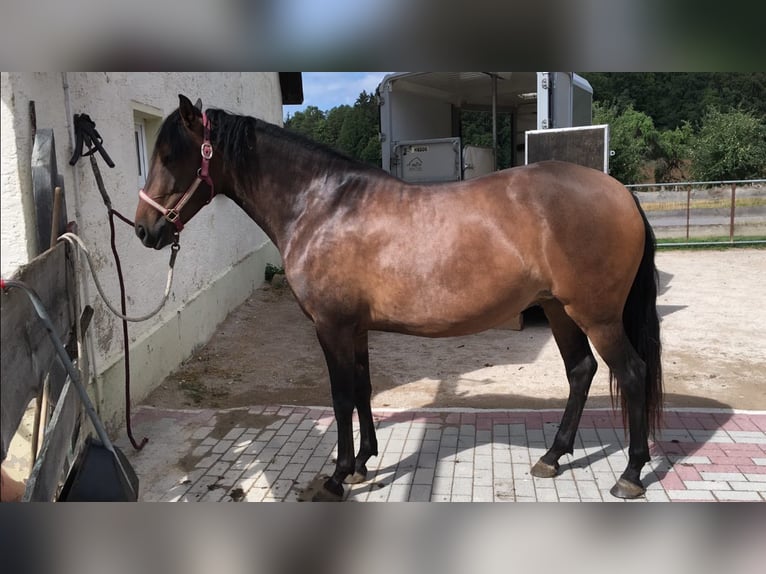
[580,73,766,131]
[284,94,381,167]
[690,107,766,180]
[323,105,352,147]
[336,91,381,166]
[594,102,658,184]
[653,122,693,182]
[284,106,327,143]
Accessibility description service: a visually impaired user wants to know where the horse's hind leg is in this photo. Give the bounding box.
[586,323,650,499]
[531,301,597,479]
[345,331,379,484]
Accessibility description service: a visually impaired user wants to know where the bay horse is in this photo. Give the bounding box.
[134,95,662,500]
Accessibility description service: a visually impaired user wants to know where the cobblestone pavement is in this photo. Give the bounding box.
[117,406,766,502]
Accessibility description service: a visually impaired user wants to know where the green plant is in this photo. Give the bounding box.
[264,263,285,282]
[653,122,693,182]
[594,102,657,184]
[690,107,766,181]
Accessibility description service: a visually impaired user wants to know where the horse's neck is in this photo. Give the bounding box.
[229,135,342,254]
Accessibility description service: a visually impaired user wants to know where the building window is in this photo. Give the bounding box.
[132,104,163,189]
[135,121,148,187]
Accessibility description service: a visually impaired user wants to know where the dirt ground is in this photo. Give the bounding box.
[143,248,766,413]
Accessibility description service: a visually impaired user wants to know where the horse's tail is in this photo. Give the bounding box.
[612,194,664,436]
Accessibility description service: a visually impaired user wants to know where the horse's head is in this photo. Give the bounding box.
[134,94,217,249]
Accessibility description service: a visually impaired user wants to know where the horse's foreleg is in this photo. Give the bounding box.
[531,301,597,479]
[345,331,378,484]
[315,324,357,500]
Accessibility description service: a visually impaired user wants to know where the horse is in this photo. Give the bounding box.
[134,95,662,501]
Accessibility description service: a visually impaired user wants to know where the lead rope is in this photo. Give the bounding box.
[68,134,178,450]
[58,232,178,323]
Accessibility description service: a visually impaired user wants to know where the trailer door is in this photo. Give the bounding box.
[537,72,576,130]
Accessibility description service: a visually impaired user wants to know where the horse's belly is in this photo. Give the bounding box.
[367,281,543,337]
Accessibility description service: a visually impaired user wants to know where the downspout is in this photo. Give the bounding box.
[61,72,103,414]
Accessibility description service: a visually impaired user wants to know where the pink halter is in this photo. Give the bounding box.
[138,111,215,232]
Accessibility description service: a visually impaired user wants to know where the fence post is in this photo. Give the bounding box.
[686,185,691,240]
[729,182,736,243]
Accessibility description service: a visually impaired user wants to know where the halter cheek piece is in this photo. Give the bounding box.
[138,111,215,232]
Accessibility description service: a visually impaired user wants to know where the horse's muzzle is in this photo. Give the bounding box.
[135,218,171,250]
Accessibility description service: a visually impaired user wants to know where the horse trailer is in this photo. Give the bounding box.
[377,72,607,183]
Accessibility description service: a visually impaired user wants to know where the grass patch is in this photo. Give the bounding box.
[656,235,766,249]
[641,197,766,212]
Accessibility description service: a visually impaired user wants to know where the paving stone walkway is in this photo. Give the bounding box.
[117,406,766,502]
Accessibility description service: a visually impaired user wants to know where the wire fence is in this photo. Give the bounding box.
[626,179,766,247]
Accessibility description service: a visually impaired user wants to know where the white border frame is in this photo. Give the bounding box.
[525,124,610,173]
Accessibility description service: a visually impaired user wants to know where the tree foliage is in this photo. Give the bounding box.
[580,73,766,130]
[653,122,693,182]
[285,91,381,167]
[690,107,766,180]
[594,102,658,184]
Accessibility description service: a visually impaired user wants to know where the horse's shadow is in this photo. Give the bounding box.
[330,392,734,502]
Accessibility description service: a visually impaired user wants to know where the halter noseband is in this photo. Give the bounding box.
[138,111,215,232]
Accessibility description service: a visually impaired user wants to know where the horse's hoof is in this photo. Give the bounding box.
[610,478,645,499]
[297,475,344,502]
[312,486,343,502]
[344,470,368,484]
[530,459,559,478]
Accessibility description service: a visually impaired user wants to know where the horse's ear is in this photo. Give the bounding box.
[178,94,202,131]
[194,98,203,110]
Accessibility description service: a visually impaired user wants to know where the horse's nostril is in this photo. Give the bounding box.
[136,224,146,241]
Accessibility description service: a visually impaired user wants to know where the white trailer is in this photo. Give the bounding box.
[377,72,598,183]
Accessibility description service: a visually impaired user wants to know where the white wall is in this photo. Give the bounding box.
[1,72,284,429]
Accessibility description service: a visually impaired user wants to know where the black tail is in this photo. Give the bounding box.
[611,194,664,436]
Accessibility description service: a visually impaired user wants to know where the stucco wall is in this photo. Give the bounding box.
[1,72,284,429]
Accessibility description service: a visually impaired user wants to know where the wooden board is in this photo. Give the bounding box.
[0,242,75,461]
[22,378,81,501]
[31,129,67,255]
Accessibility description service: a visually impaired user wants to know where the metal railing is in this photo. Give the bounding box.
[626,179,766,247]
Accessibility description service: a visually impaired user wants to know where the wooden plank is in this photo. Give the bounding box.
[1,242,74,461]
[32,129,67,255]
[22,378,81,501]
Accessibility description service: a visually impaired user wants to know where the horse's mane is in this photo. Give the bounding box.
[254,116,378,171]
[155,107,385,189]
[154,108,259,173]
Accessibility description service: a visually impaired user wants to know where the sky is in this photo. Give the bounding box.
[283,72,394,119]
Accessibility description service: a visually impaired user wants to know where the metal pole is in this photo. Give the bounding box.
[729,182,737,243]
[686,185,691,240]
[492,74,498,171]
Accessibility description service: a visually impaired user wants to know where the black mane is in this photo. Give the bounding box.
[259,119,377,171]
[156,109,388,196]
[155,107,385,189]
